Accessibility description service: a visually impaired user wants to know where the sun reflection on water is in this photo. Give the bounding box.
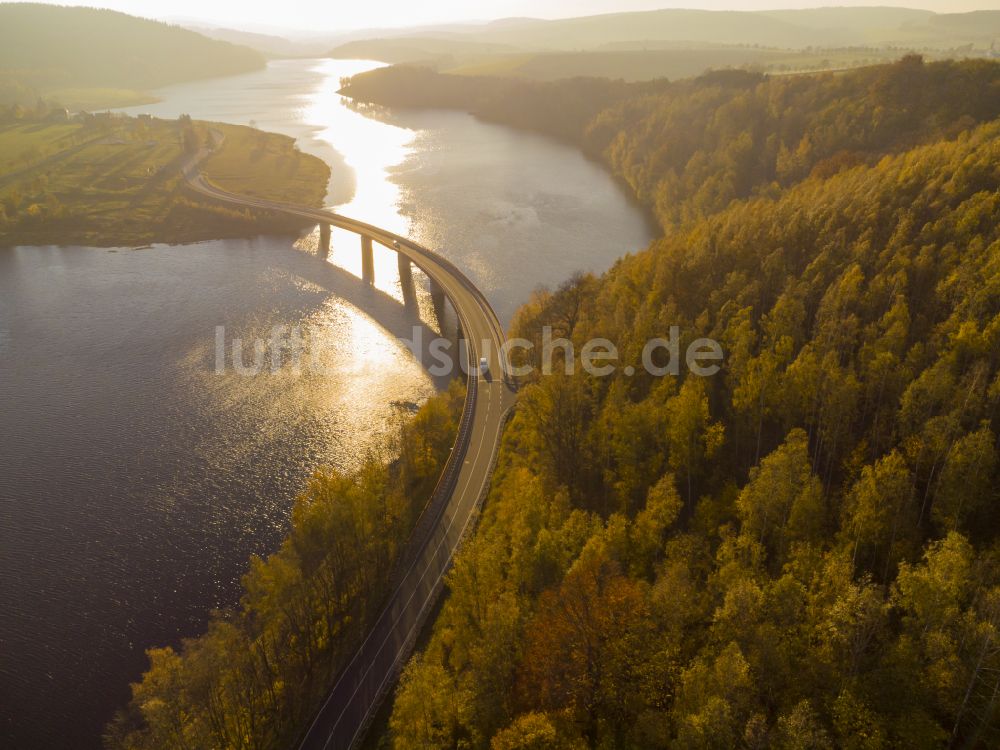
[304,59,414,234]
[296,61,444,356]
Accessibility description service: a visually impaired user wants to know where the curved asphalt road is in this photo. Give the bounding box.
[185,158,516,749]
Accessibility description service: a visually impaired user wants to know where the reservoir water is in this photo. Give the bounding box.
[0,58,654,748]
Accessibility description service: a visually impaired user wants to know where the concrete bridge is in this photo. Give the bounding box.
[185,163,517,749]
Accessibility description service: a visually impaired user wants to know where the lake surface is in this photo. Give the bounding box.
[0,58,654,749]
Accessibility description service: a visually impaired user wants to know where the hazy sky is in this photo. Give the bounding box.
[22,0,1000,32]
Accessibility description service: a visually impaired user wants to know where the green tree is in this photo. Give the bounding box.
[519,374,597,504]
[841,450,918,579]
[629,473,683,576]
[736,429,824,569]
[490,713,586,750]
[774,700,832,750]
[931,425,997,535]
[390,656,465,749]
[665,377,724,508]
[671,642,755,750]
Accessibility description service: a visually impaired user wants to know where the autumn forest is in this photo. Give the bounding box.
[110,56,1000,748]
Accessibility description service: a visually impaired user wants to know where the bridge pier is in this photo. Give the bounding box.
[429,278,447,331]
[397,254,417,307]
[361,236,375,285]
[318,222,330,255]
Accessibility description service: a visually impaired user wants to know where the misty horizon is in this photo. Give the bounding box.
[7,0,1000,36]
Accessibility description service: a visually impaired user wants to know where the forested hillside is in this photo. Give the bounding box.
[587,57,1000,227]
[372,59,1000,747]
[0,4,263,106]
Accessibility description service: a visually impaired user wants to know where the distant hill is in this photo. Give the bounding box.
[334,10,848,61]
[444,47,906,83]
[762,6,933,33]
[331,7,1000,76]
[460,9,834,50]
[0,4,264,93]
[329,36,520,65]
[188,26,310,58]
[469,7,994,50]
[925,10,1000,38]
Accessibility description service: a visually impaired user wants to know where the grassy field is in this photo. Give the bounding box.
[0,114,329,247]
[202,122,330,205]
